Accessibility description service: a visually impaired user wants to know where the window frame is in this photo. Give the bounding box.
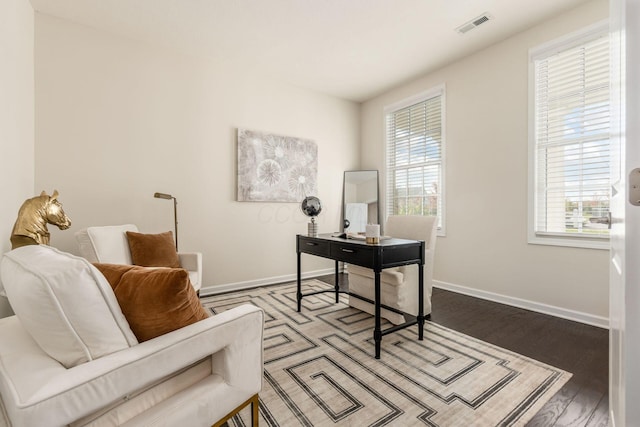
[383,84,446,236]
[527,21,610,250]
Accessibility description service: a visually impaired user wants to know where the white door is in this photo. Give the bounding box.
[609,0,640,425]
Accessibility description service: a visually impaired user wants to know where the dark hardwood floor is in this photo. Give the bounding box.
[315,273,609,427]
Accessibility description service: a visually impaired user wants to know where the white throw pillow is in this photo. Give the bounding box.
[0,245,138,368]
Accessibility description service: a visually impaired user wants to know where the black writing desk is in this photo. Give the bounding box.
[296,233,425,359]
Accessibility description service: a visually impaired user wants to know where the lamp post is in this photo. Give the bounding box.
[153,192,178,250]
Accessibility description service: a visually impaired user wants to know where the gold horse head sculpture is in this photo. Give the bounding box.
[10,190,72,249]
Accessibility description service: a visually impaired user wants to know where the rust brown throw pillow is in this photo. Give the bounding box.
[125,231,181,268]
[93,263,209,342]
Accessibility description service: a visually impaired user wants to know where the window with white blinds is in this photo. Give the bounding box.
[529,23,610,248]
[385,86,445,231]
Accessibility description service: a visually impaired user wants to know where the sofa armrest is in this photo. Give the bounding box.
[178,252,202,288]
[0,304,263,427]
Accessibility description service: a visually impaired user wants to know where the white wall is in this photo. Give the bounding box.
[0,0,34,317]
[34,14,360,291]
[360,0,610,324]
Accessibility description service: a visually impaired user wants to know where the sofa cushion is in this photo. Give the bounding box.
[125,231,181,268]
[93,263,209,342]
[75,224,139,264]
[0,245,138,368]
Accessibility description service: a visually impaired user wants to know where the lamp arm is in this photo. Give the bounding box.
[173,197,178,251]
[154,192,179,251]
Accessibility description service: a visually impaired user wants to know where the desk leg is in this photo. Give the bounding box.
[374,270,382,359]
[334,260,340,303]
[297,251,302,312]
[418,262,425,340]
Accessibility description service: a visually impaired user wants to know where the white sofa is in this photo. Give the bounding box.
[348,215,438,325]
[0,245,263,427]
[74,224,202,293]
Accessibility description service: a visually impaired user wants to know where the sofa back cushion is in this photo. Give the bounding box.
[75,224,139,264]
[0,245,138,368]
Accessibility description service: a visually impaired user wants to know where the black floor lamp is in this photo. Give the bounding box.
[153,192,178,250]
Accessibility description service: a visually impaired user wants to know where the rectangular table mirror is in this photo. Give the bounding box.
[342,170,379,233]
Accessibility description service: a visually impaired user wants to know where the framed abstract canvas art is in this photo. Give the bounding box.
[237,129,318,202]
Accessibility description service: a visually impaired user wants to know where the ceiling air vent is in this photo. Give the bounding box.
[456,13,493,35]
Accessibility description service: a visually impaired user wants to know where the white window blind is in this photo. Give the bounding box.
[531,26,610,245]
[385,88,444,229]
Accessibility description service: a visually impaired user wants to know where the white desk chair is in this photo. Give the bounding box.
[348,215,437,324]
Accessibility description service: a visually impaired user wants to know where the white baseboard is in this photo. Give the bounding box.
[201,273,608,329]
[200,267,340,296]
[433,280,609,329]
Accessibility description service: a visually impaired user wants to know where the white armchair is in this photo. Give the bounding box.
[74,224,202,293]
[0,245,263,427]
[348,215,437,325]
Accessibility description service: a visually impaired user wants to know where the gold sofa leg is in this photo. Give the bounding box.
[251,393,259,427]
[212,394,259,427]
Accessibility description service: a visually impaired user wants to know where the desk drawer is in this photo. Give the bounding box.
[299,237,330,257]
[331,243,374,266]
[383,245,422,265]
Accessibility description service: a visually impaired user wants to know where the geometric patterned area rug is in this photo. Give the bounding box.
[201,280,572,427]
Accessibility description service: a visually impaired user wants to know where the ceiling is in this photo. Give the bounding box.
[29,0,591,102]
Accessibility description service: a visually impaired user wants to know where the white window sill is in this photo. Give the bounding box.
[528,233,609,250]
